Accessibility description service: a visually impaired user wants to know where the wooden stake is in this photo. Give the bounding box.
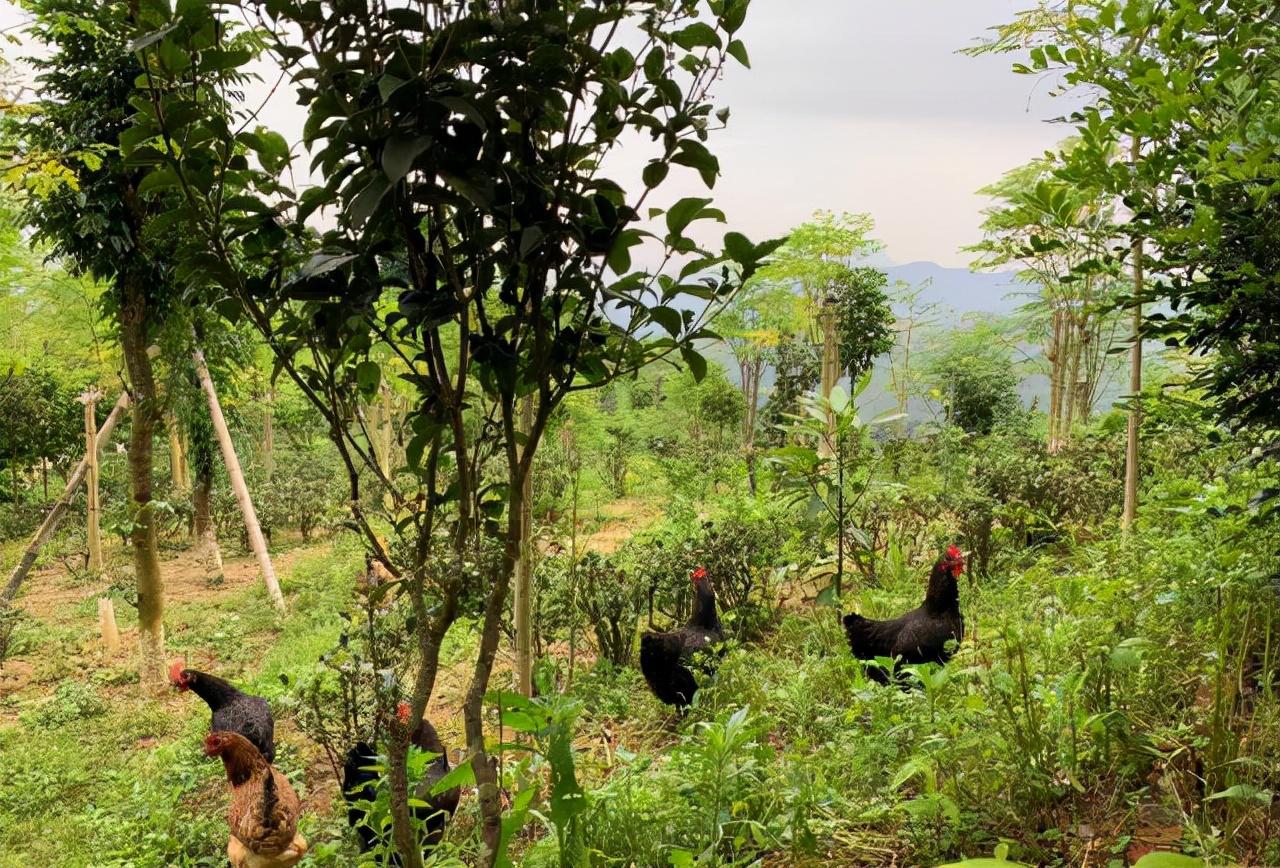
[192,347,285,612]
[1,392,130,607]
[78,388,104,573]
[98,597,120,654]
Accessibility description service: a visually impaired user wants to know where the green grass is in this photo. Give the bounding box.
[0,535,366,868]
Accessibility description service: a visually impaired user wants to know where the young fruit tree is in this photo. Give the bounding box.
[8,0,175,688]
[124,0,774,862]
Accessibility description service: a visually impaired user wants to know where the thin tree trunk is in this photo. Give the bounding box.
[192,347,285,611]
[1047,308,1065,452]
[565,453,580,690]
[467,444,536,865]
[191,434,224,584]
[120,293,166,690]
[514,393,535,698]
[743,356,761,496]
[819,300,840,457]
[1122,138,1144,532]
[2,393,129,607]
[168,415,189,489]
[80,389,104,573]
[261,388,275,479]
[1064,320,1083,440]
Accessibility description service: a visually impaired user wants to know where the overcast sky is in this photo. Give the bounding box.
[0,0,1068,268]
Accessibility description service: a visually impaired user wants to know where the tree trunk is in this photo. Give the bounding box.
[261,388,275,479]
[1063,319,1082,441]
[1047,308,1065,453]
[192,437,224,585]
[120,291,166,691]
[818,300,840,457]
[81,389,104,574]
[2,393,129,607]
[742,356,761,496]
[1122,138,1144,532]
[466,453,532,865]
[168,415,189,490]
[514,393,535,698]
[192,347,285,611]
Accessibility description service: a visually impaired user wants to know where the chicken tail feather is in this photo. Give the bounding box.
[261,766,278,825]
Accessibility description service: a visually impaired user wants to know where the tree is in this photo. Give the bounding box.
[969,150,1126,450]
[974,0,1279,523]
[831,266,894,384]
[924,323,1023,435]
[10,0,173,688]
[759,337,821,447]
[0,367,81,502]
[716,279,797,491]
[887,278,939,425]
[750,211,885,452]
[126,1,773,862]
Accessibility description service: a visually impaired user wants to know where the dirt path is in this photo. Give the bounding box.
[2,539,325,702]
[581,496,662,554]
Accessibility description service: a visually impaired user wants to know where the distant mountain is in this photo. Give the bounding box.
[882,261,1032,317]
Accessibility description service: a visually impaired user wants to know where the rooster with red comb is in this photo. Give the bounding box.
[842,545,966,685]
[640,565,724,709]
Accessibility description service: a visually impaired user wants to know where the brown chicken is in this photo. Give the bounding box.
[203,731,308,868]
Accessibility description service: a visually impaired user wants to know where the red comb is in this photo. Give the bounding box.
[691,566,707,581]
[946,545,963,560]
[168,661,186,685]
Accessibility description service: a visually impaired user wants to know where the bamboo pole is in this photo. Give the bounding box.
[2,392,130,607]
[78,388,104,573]
[98,597,120,654]
[192,347,285,612]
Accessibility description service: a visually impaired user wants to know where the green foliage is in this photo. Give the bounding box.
[0,366,83,498]
[924,324,1024,435]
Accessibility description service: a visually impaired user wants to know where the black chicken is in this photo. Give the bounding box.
[170,662,275,762]
[343,702,460,857]
[640,566,724,708]
[842,545,965,685]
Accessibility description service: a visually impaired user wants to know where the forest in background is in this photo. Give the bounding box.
[1,1,1279,866]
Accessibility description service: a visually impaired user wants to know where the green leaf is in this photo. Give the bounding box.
[665,196,714,236]
[348,177,389,228]
[380,135,432,185]
[127,22,179,53]
[649,305,683,337]
[642,160,669,189]
[1130,856,1212,868]
[136,167,179,196]
[1206,783,1272,805]
[429,758,475,796]
[355,360,381,392]
[681,346,707,381]
[673,22,721,51]
[815,583,840,608]
[828,385,850,414]
[727,39,750,68]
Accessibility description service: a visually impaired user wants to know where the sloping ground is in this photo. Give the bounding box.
[581,496,663,554]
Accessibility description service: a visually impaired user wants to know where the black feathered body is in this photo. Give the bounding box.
[640,580,724,708]
[843,558,964,685]
[185,670,275,762]
[343,719,460,858]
